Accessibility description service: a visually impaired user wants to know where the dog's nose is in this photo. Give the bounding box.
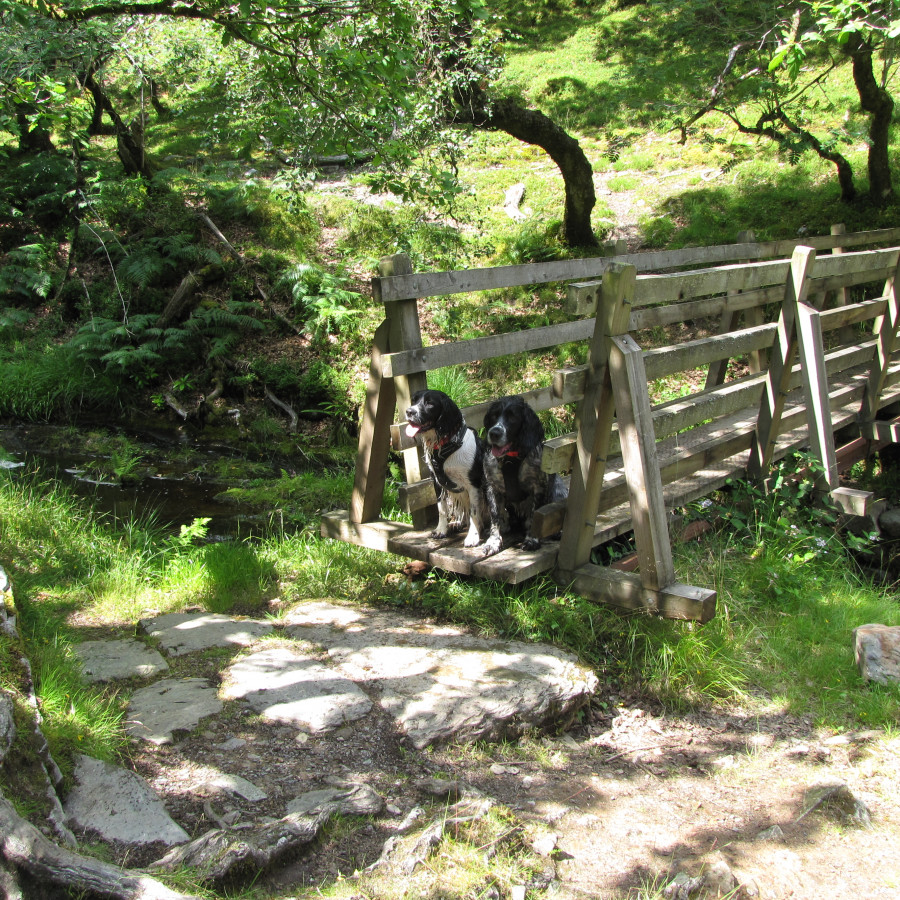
[405,407,415,420]
[488,425,504,442]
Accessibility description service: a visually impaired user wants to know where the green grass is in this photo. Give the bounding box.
[3,0,900,826]
[5,447,899,743]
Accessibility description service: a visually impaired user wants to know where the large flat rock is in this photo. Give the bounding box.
[221,646,372,733]
[63,755,188,846]
[76,638,169,683]
[139,612,273,656]
[127,677,223,745]
[284,600,598,748]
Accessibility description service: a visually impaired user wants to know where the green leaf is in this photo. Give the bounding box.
[769,45,791,72]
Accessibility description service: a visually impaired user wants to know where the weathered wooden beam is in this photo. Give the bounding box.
[561,565,717,623]
[557,263,635,572]
[860,254,900,424]
[543,340,879,477]
[371,231,900,303]
[381,318,593,377]
[706,229,759,389]
[819,297,887,333]
[608,333,675,592]
[322,510,415,551]
[398,478,437,513]
[350,320,395,524]
[385,528,560,583]
[830,486,879,518]
[382,254,434,531]
[748,246,816,479]
[859,419,900,442]
[796,301,839,489]
[642,323,777,382]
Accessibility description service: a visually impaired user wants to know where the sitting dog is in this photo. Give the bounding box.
[483,395,568,551]
[405,389,502,555]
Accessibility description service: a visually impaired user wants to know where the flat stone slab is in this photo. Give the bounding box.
[127,677,223,745]
[76,639,169,683]
[284,600,598,749]
[221,647,372,734]
[286,782,383,817]
[199,773,267,802]
[140,612,273,656]
[64,754,188,846]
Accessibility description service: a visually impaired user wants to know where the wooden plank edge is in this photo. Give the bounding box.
[555,565,717,623]
[829,486,879,518]
[321,510,415,552]
[859,419,900,442]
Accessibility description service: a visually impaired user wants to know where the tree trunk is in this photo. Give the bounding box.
[15,108,55,153]
[0,795,202,900]
[453,89,598,247]
[83,69,158,179]
[845,34,894,203]
[148,79,171,121]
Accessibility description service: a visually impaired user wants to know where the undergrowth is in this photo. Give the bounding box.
[2,446,898,789]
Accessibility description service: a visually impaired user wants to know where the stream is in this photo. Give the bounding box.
[0,422,263,539]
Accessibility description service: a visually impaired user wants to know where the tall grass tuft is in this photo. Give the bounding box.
[426,366,488,408]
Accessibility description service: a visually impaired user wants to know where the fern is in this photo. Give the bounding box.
[0,307,32,342]
[276,263,361,342]
[0,243,54,301]
[100,344,164,371]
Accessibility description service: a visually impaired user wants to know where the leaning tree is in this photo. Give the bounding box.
[682,0,899,204]
[15,0,599,245]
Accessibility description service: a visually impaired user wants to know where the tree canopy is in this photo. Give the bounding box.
[685,0,899,202]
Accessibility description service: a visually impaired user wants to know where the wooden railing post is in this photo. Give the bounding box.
[349,319,395,523]
[608,333,675,591]
[705,229,761,389]
[860,251,900,425]
[557,263,635,574]
[795,302,839,490]
[379,253,435,530]
[748,246,816,479]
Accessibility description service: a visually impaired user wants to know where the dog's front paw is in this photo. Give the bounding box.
[431,528,449,539]
[479,535,503,558]
[463,531,481,548]
[521,536,541,551]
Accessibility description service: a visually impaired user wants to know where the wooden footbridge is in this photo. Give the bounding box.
[322,225,900,623]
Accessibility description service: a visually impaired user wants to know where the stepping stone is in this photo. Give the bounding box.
[63,755,188,846]
[199,773,267,802]
[139,612,273,657]
[221,647,371,734]
[286,782,383,816]
[75,639,169,683]
[284,600,598,749]
[127,677,223,745]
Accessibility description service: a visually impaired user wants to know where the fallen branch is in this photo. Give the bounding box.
[0,795,202,900]
[156,265,224,328]
[198,214,241,262]
[264,386,298,432]
[164,393,189,421]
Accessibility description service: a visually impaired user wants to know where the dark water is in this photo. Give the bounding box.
[0,423,253,538]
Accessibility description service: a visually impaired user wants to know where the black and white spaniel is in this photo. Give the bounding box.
[405,389,502,556]
[483,395,567,551]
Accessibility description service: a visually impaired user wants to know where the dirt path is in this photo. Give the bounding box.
[460,699,900,899]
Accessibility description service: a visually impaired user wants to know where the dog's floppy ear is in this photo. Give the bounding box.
[519,400,546,452]
[433,390,464,436]
[483,399,502,431]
